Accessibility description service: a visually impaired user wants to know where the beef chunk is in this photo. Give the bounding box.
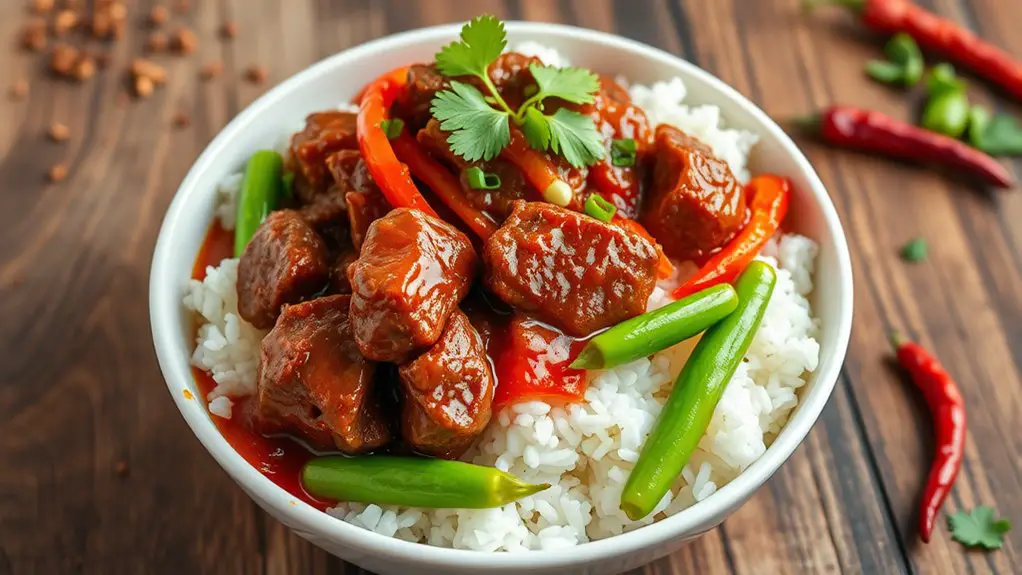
[237,210,330,329]
[398,310,494,459]
[288,111,358,201]
[641,125,746,261]
[347,208,477,363]
[328,249,358,295]
[255,294,391,454]
[483,201,658,337]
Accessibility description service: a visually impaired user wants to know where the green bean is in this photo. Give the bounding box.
[302,456,550,509]
[234,150,284,257]
[620,262,776,521]
[922,89,970,139]
[571,284,738,370]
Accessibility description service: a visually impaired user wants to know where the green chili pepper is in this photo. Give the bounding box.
[583,193,617,223]
[571,284,738,370]
[302,456,550,509]
[234,150,284,257]
[922,89,970,139]
[620,262,776,521]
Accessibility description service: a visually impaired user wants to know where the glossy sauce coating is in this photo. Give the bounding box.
[484,201,658,337]
[347,208,478,363]
[289,111,359,199]
[398,310,495,459]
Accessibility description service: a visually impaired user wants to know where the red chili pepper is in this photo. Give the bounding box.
[672,175,790,300]
[798,106,1013,188]
[390,130,499,240]
[810,0,1022,102]
[493,317,589,409]
[356,67,438,216]
[890,331,966,543]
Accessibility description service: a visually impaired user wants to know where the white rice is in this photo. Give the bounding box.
[184,45,820,551]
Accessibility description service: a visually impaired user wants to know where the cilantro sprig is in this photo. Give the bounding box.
[430,15,605,168]
[948,507,1012,550]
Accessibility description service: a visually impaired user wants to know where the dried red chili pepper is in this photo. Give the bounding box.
[891,331,966,543]
[809,0,1022,101]
[798,105,1013,188]
[672,174,790,300]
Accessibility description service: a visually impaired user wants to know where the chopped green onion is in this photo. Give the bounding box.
[380,118,404,140]
[611,138,637,167]
[465,166,502,190]
[901,237,928,263]
[584,193,617,223]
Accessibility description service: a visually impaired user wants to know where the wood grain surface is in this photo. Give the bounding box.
[1,0,1020,573]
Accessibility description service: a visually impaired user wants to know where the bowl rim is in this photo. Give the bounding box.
[150,20,853,570]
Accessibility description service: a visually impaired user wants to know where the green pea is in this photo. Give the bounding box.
[922,90,970,138]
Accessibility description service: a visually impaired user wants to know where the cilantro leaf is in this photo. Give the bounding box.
[529,64,600,105]
[546,108,605,168]
[431,81,510,162]
[435,15,506,79]
[522,106,551,150]
[948,506,1012,550]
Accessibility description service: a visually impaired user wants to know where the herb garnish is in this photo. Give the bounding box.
[948,506,1012,550]
[430,15,605,168]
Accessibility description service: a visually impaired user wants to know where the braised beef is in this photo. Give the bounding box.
[288,111,359,202]
[237,210,330,329]
[347,208,477,363]
[641,125,746,261]
[483,201,658,337]
[255,294,391,454]
[398,310,494,459]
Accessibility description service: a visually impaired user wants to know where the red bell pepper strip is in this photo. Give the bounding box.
[612,216,674,280]
[890,331,966,543]
[356,66,438,216]
[493,317,589,409]
[672,175,790,300]
[390,131,499,240]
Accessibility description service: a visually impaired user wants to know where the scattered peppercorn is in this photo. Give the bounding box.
[146,31,168,53]
[170,27,197,55]
[148,4,169,26]
[72,55,96,81]
[901,237,928,263]
[134,75,154,98]
[244,65,268,85]
[20,18,48,52]
[48,163,69,182]
[52,9,79,36]
[31,0,55,14]
[220,21,237,39]
[173,112,190,128]
[130,58,167,84]
[200,60,223,80]
[9,80,29,100]
[48,122,71,142]
[49,43,79,77]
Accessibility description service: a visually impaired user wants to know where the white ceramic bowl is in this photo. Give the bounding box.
[150,21,853,575]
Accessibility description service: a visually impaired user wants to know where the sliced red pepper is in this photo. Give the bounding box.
[672,174,790,300]
[356,66,437,216]
[493,317,589,409]
[390,131,499,240]
[612,216,674,280]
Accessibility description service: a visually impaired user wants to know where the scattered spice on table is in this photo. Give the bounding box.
[900,237,927,262]
[796,105,1013,188]
[807,0,1022,102]
[48,122,70,143]
[114,460,130,478]
[48,163,69,183]
[220,21,238,40]
[890,331,966,543]
[948,506,1012,550]
[148,4,169,27]
[245,65,269,85]
[200,61,223,80]
[131,58,168,86]
[134,75,154,98]
[20,18,48,52]
[174,0,191,13]
[173,112,191,129]
[170,27,198,55]
[52,9,79,37]
[8,80,29,101]
[72,54,96,81]
[146,31,168,53]
[31,0,55,14]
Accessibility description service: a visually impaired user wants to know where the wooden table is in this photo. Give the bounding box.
[2,0,1020,573]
